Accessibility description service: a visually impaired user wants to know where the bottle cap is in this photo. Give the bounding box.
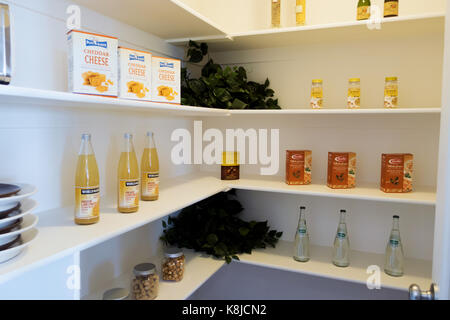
[340,209,347,213]
[300,206,306,210]
[393,215,400,219]
[164,247,184,258]
[124,133,133,139]
[81,133,91,140]
[312,79,323,84]
[349,78,360,82]
[133,263,157,276]
[146,131,154,137]
[102,288,129,300]
[386,77,398,82]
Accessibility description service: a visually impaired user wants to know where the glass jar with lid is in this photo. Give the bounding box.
[310,79,323,109]
[130,263,159,300]
[347,78,361,109]
[384,77,398,108]
[162,248,185,282]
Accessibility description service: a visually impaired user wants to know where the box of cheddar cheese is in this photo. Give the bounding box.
[152,56,180,104]
[68,30,118,97]
[118,47,152,101]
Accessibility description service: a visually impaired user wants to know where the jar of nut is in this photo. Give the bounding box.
[162,248,185,282]
[130,263,159,300]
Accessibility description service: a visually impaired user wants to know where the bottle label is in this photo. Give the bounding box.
[390,239,400,248]
[384,2,398,16]
[348,87,361,109]
[298,228,307,235]
[142,172,159,197]
[384,84,398,108]
[310,87,323,109]
[75,186,100,219]
[119,180,139,208]
[357,6,370,20]
[337,232,346,239]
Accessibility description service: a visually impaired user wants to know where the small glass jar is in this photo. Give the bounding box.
[221,152,240,180]
[347,78,361,109]
[384,77,398,108]
[130,263,159,300]
[162,248,185,282]
[310,80,323,109]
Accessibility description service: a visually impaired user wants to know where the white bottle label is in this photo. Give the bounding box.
[296,5,304,13]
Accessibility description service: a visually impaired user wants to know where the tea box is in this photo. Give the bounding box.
[380,153,413,193]
[327,152,356,189]
[286,150,312,185]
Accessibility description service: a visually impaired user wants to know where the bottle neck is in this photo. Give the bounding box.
[123,136,135,153]
[145,133,156,149]
[79,137,94,155]
[392,218,400,231]
[339,211,346,224]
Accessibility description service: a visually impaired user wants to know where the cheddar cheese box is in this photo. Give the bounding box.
[68,30,118,97]
[118,47,152,101]
[152,56,180,104]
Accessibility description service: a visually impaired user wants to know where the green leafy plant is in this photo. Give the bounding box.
[182,41,281,110]
[160,191,283,263]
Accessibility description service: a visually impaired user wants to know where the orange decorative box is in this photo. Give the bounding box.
[380,154,413,193]
[327,152,356,189]
[285,150,312,185]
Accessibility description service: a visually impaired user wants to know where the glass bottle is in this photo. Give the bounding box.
[357,0,371,21]
[332,209,350,267]
[384,0,399,18]
[293,206,310,262]
[310,79,323,109]
[295,0,306,26]
[384,215,404,277]
[75,134,100,225]
[347,78,361,109]
[118,133,139,213]
[141,132,160,201]
[271,0,281,28]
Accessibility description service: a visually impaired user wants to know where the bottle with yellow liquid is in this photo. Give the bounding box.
[141,132,160,201]
[75,134,100,225]
[118,133,140,213]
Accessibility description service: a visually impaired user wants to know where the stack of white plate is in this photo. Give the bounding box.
[0,183,39,264]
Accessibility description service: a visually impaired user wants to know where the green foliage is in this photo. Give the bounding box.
[182,41,281,110]
[160,191,283,263]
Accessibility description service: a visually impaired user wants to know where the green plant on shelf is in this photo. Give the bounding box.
[181,41,281,110]
[160,190,283,264]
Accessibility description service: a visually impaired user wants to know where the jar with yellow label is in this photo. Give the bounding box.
[347,78,361,109]
[221,152,239,180]
[384,77,398,108]
[310,80,323,109]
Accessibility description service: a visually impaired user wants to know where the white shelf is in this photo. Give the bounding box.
[229,176,436,206]
[83,251,225,300]
[72,0,227,40]
[0,86,440,118]
[238,240,431,291]
[0,175,226,285]
[229,108,441,115]
[0,86,229,117]
[168,13,445,51]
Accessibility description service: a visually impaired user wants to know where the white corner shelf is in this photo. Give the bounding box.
[168,13,445,51]
[238,240,431,291]
[229,176,436,206]
[72,0,228,40]
[83,251,225,300]
[0,86,229,117]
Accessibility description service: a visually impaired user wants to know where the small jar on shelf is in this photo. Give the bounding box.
[347,78,361,109]
[162,248,185,282]
[384,77,399,108]
[130,263,159,300]
[310,79,323,109]
[221,152,240,180]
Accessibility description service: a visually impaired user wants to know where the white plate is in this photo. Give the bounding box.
[0,214,38,246]
[0,184,37,212]
[0,199,37,229]
[0,229,38,264]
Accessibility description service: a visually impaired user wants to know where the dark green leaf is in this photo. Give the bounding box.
[239,227,250,236]
[231,98,248,109]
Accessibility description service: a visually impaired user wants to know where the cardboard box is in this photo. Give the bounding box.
[152,56,180,104]
[68,30,118,97]
[380,154,413,193]
[285,150,312,185]
[327,152,356,189]
[118,47,152,101]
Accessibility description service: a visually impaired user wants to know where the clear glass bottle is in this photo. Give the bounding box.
[271,0,281,28]
[347,78,361,109]
[141,132,160,201]
[384,215,404,277]
[162,248,185,282]
[293,206,310,262]
[310,79,323,109]
[332,209,350,267]
[75,134,100,225]
[118,133,139,213]
[131,263,159,300]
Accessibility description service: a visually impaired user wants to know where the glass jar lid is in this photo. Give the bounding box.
[133,263,157,276]
[164,247,184,258]
[349,78,360,82]
[102,288,129,300]
[385,77,398,82]
[312,79,323,84]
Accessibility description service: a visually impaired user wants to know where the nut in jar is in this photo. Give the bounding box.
[162,248,185,282]
[131,263,159,300]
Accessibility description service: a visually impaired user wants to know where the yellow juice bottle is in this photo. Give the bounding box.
[118,133,140,213]
[141,132,160,201]
[75,134,100,225]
